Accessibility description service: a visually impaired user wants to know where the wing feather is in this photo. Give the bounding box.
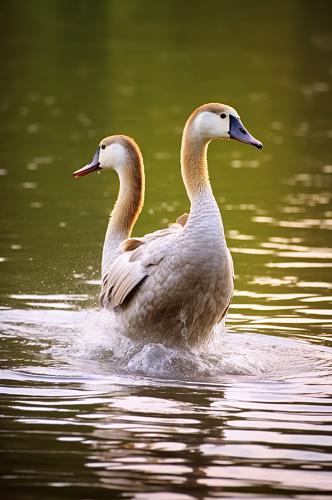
[100,221,186,308]
[120,238,144,252]
[111,262,148,307]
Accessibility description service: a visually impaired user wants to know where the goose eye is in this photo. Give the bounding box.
[220,113,226,119]
[101,144,106,149]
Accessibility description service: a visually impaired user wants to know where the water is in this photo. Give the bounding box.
[1,307,332,499]
[1,0,332,498]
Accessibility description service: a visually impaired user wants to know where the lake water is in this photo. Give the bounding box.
[1,1,332,498]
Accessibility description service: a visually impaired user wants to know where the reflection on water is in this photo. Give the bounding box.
[1,0,332,498]
[1,304,332,499]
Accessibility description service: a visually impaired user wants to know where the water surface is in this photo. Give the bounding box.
[1,1,332,498]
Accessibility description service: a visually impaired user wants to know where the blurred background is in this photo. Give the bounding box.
[1,2,332,499]
[0,0,332,319]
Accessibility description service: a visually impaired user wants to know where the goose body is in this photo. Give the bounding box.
[74,103,262,348]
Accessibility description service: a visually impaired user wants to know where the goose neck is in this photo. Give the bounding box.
[105,158,144,243]
[181,130,212,203]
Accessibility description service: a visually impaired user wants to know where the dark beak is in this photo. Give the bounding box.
[228,115,263,150]
[73,146,102,177]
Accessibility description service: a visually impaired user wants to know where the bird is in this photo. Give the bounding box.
[73,103,262,349]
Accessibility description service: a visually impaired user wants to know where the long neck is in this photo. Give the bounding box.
[102,152,144,276]
[108,168,144,238]
[180,124,213,203]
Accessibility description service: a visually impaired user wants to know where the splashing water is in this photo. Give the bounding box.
[45,308,330,381]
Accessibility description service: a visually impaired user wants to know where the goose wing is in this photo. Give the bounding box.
[216,247,235,322]
[99,218,187,308]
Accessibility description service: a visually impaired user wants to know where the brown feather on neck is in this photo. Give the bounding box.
[107,135,145,240]
[180,119,211,201]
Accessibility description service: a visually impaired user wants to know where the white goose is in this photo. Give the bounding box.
[74,103,262,348]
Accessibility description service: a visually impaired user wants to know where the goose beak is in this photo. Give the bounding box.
[228,115,263,150]
[73,146,102,177]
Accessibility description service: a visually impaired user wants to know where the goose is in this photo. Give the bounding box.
[73,103,262,348]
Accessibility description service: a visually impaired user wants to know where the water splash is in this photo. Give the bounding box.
[49,309,268,379]
[3,307,328,381]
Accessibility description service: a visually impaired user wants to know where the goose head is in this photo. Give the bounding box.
[187,103,262,149]
[73,135,133,178]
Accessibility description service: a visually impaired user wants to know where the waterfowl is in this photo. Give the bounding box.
[73,103,262,348]
[74,135,145,277]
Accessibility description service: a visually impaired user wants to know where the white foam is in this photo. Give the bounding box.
[3,307,330,382]
[52,309,268,379]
